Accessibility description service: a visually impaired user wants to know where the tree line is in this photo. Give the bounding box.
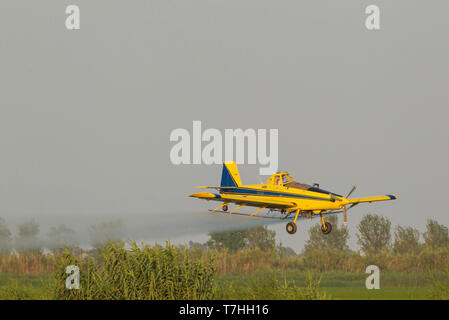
[1,214,448,257]
[304,214,449,255]
[0,217,125,254]
[190,214,449,256]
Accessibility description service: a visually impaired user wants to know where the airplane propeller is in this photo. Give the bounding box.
[343,185,357,225]
[346,185,357,198]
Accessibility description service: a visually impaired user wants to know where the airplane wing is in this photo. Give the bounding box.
[346,194,397,205]
[189,192,297,209]
[196,186,236,190]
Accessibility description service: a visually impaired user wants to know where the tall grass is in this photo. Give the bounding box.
[427,269,449,300]
[297,248,449,273]
[53,242,216,300]
[214,270,328,300]
[210,247,449,275]
[0,253,56,274]
[2,246,448,277]
[0,273,53,300]
[1,244,449,300]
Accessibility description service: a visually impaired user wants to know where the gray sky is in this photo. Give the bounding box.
[0,1,448,252]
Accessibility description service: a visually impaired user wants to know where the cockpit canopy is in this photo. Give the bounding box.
[265,172,342,197]
[266,172,311,189]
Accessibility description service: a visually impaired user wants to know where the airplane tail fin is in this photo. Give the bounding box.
[220,161,242,188]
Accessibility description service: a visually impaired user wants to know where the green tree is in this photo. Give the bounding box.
[207,226,276,252]
[423,219,449,250]
[15,219,42,253]
[357,214,391,254]
[0,217,12,254]
[188,241,208,250]
[245,226,276,251]
[393,225,421,254]
[47,224,78,252]
[207,229,247,252]
[88,219,125,249]
[279,246,297,258]
[304,215,349,253]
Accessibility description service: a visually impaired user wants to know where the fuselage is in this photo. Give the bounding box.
[219,183,348,212]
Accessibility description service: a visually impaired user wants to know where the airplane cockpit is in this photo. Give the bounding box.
[266,172,342,197]
[266,172,311,189]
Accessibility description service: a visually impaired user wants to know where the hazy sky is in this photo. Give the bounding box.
[0,1,448,251]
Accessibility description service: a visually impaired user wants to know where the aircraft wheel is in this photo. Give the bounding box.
[286,222,297,234]
[222,205,228,212]
[321,222,332,234]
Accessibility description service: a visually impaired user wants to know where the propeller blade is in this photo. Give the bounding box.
[346,185,357,198]
[342,185,357,226]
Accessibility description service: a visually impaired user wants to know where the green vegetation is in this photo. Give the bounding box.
[358,214,392,253]
[323,287,429,300]
[206,226,276,252]
[52,242,217,299]
[214,270,328,300]
[0,217,12,255]
[423,219,449,250]
[0,215,448,300]
[1,267,447,300]
[427,269,449,300]
[304,215,349,252]
[0,273,53,300]
[394,225,421,254]
[88,219,125,249]
[15,219,42,254]
[46,225,78,252]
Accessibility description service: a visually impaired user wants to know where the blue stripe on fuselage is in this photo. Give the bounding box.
[220,187,332,201]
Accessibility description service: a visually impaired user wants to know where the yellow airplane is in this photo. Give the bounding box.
[189,161,397,235]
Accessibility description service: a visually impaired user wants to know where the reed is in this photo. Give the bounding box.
[0,252,57,275]
[53,242,216,300]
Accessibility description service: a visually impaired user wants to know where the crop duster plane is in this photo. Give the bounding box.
[189,161,397,235]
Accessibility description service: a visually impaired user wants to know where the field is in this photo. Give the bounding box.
[0,242,448,300]
[0,270,437,300]
[214,270,438,300]
[1,218,449,300]
[324,288,428,300]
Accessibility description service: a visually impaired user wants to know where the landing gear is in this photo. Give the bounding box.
[286,222,297,234]
[222,205,228,212]
[321,222,332,234]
